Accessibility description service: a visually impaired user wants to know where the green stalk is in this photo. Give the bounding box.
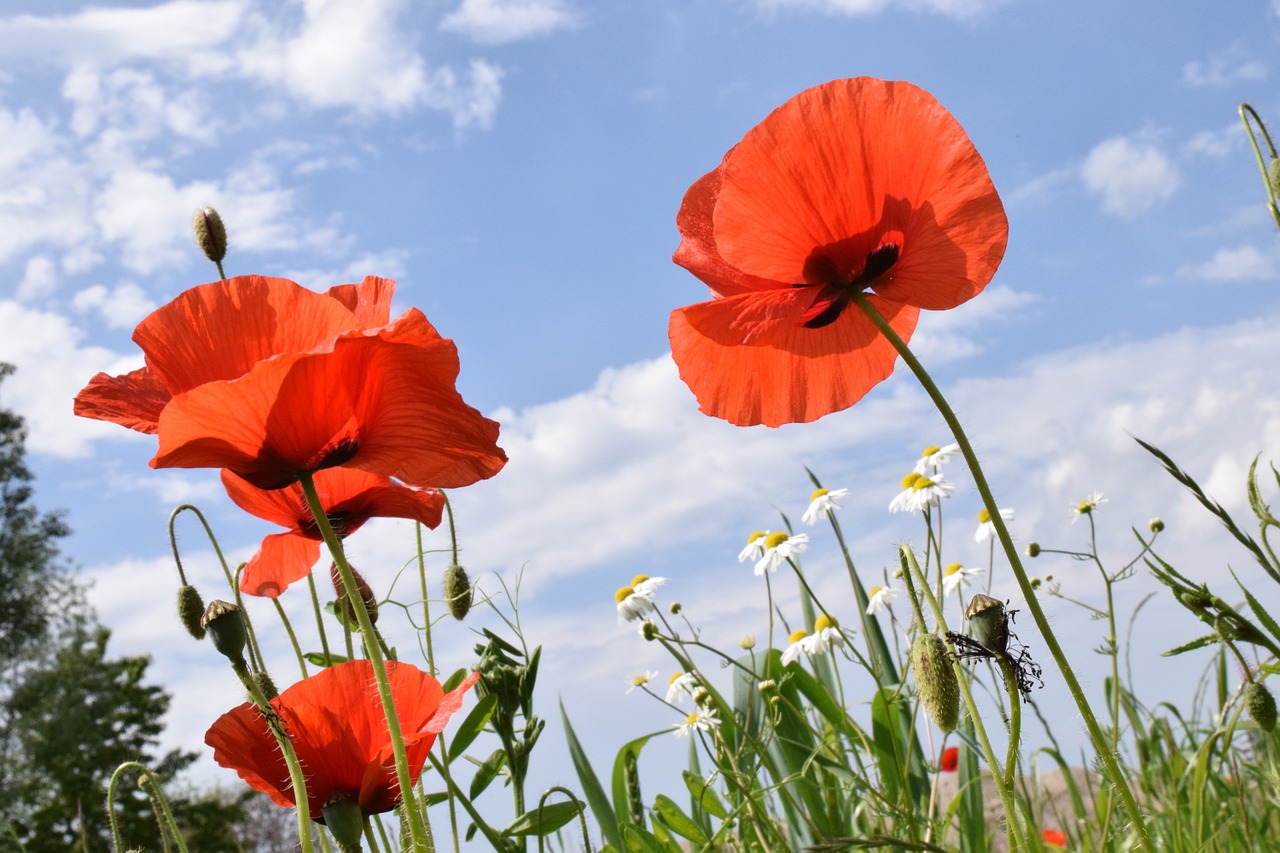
[851,292,1151,848]
[298,472,432,851]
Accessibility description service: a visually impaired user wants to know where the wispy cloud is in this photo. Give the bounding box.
[1176,244,1277,282]
[1183,44,1267,88]
[753,0,1008,19]
[1081,135,1181,218]
[440,0,578,45]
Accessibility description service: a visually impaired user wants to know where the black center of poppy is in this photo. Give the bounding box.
[314,436,360,471]
[797,241,900,329]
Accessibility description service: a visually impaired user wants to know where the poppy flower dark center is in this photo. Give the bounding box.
[797,241,901,329]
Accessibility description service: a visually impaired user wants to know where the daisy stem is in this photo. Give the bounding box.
[306,570,333,664]
[852,292,1152,849]
[271,596,309,679]
[298,472,431,852]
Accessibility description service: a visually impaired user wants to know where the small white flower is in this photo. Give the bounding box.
[737,531,770,562]
[942,563,983,596]
[801,487,849,526]
[665,671,697,704]
[889,473,954,514]
[1072,492,1107,523]
[805,615,851,656]
[616,587,656,623]
[673,708,719,738]
[631,574,667,596]
[974,507,1014,542]
[866,585,899,616]
[753,532,809,575]
[913,443,960,475]
[781,629,810,665]
[625,670,659,694]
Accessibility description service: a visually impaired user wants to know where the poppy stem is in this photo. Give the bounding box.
[850,291,1153,850]
[298,472,433,852]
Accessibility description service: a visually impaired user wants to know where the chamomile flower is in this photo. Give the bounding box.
[866,585,899,616]
[806,614,851,656]
[942,563,983,595]
[737,531,770,562]
[913,443,960,475]
[666,671,697,703]
[801,487,849,526]
[781,630,810,665]
[631,574,667,596]
[753,531,809,576]
[1072,492,1107,522]
[625,671,658,694]
[974,507,1014,542]
[889,472,954,514]
[615,583,657,623]
[673,709,719,738]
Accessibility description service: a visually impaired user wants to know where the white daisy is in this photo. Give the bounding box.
[781,629,810,665]
[737,531,770,562]
[973,507,1014,542]
[866,585,900,616]
[665,671,697,704]
[673,709,719,738]
[615,583,657,623]
[753,532,809,576]
[942,563,983,595]
[625,670,658,694]
[913,443,960,475]
[801,487,849,526]
[805,614,851,656]
[631,574,667,596]
[903,475,955,513]
[1072,492,1107,523]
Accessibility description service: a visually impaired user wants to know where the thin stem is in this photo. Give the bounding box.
[272,597,310,679]
[298,472,431,851]
[307,571,333,664]
[851,292,1152,849]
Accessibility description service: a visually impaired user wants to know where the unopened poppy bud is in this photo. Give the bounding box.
[966,594,1009,654]
[1026,543,1041,557]
[192,206,227,265]
[1246,681,1277,732]
[331,562,378,625]
[1149,517,1165,533]
[911,633,959,732]
[201,600,246,663]
[177,584,206,640]
[254,669,279,700]
[321,795,364,852]
[444,564,472,620]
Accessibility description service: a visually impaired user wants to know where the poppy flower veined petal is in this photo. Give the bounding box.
[221,469,308,528]
[203,703,297,809]
[72,365,169,434]
[325,275,397,327]
[673,166,781,299]
[239,531,323,598]
[670,293,918,427]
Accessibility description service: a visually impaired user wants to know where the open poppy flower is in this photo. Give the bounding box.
[74,275,507,490]
[223,467,445,598]
[669,77,1008,427]
[939,745,959,772]
[205,660,479,820]
[1041,828,1067,847]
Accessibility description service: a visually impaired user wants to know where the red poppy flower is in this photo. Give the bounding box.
[940,745,959,773]
[669,77,1008,427]
[205,659,479,820]
[1041,828,1067,847]
[222,467,445,598]
[74,275,506,490]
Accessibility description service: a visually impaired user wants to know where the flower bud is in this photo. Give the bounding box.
[201,600,246,663]
[1026,543,1041,557]
[740,633,756,650]
[965,594,1009,654]
[911,633,959,732]
[639,620,659,641]
[1246,681,1277,732]
[321,795,365,852]
[254,669,279,700]
[331,562,378,625]
[692,687,711,707]
[1148,517,1165,533]
[192,206,227,265]
[177,584,206,640]
[669,602,682,615]
[444,563,472,620]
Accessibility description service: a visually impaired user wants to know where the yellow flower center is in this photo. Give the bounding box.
[809,487,830,501]
[945,563,963,577]
[669,671,685,685]
[814,614,837,631]
[764,531,789,549]
[869,586,884,598]
[685,712,700,726]
[900,472,923,490]
[788,629,809,644]
[631,573,650,586]
[921,445,941,457]
[746,530,766,544]
[615,586,635,603]
[912,477,936,492]
[977,508,991,523]
[629,674,649,686]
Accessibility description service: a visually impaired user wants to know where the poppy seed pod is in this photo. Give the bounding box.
[331,562,378,625]
[192,206,227,264]
[1246,681,1277,732]
[178,583,206,640]
[444,563,472,620]
[201,600,247,663]
[965,594,1009,655]
[321,796,364,852]
[911,633,959,732]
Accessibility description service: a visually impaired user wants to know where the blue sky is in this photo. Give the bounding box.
[2,0,1279,838]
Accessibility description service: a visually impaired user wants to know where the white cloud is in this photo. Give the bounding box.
[910,285,1037,364]
[1183,123,1242,159]
[1081,136,1181,218]
[1006,166,1075,206]
[72,282,157,329]
[1176,244,1277,281]
[754,0,1006,18]
[421,59,505,131]
[440,0,578,45]
[1183,45,1267,88]
[17,256,58,301]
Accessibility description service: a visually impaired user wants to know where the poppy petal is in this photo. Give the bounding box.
[205,703,297,808]
[325,276,396,327]
[239,531,323,598]
[72,365,169,434]
[669,293,918,427]
[673,166,781,299]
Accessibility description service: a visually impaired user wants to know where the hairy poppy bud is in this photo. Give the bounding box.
[331,562,378,625]
[192,206,227,265]
[201,600,246,663]
[911,633,959,732]
[177,584,206,640]
[254,669,279,700]
[444,564,472,620]
[322,795,364,852]
[1246,681,1277,732]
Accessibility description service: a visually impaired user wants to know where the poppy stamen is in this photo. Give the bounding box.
[799,241,900,329]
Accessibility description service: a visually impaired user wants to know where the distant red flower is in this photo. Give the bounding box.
[74,275,506,490]
[669,78,1008,427]
[205,660,479,820]
[222,467,445,597]
[940,745,959,772]
[1042,828,1067,847]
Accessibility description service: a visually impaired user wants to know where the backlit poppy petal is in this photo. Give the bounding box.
[325,275,396,326]
[73,365,169,434]
[239,531,322,598]
[673,167,778,299]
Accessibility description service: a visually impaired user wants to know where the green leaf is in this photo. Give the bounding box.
[1233,568,1280,647]
[653,795,708,845]
[441,666,469,693]
[1162,633,1219,656]
[611,731,665,828]
[620,823,677,853]
[502,800,583,837]
[469,748,507,799]
[681,770,727,820]
[871,687,906,806]
[562,702,622,851]
[1247,454,1278,526]
[303,651,348,668]
[448,693,498,762]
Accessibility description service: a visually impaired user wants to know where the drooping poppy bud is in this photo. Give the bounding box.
[444,563,472,620]
[193,206,227,265]
[201,600,247,663]
[331,562,378,626]
[178,583,206,640]
[1246,681,1277,732]
[911,633,959,732]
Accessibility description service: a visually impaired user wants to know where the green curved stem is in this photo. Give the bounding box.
[108,761,190,853]
[271,596,309,678]
[852,292,1151,849]
[298,472,431,851]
